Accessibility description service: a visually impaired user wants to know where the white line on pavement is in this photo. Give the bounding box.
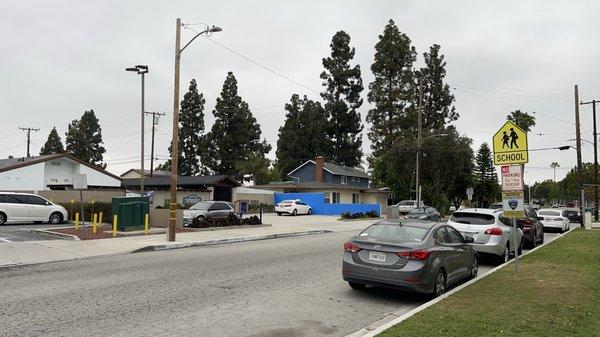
[0,237,12,242]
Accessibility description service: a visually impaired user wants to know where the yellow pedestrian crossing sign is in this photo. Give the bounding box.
[492,121,528,165]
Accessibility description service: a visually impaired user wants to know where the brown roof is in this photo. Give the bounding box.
[254,181,387,193]
[0,154,122,181]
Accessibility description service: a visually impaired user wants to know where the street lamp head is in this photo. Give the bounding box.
[125,67,139,72]
[135,65,148,70]
[209,25,222,33]
[559,145,573,151]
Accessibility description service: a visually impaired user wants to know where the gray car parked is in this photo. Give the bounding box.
[342,220,477,297]
[182,201,236,226]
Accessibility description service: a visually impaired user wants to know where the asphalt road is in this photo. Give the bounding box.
[0,223,66,242]
[0,229,563,337]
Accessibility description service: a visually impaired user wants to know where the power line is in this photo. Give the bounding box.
[447,77,571,97]
[450,83,571,102]
[18,127,39,157]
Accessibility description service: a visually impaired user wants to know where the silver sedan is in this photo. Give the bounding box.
[342,220,477,297]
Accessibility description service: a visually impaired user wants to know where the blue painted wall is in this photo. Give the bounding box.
[274,192,380,216]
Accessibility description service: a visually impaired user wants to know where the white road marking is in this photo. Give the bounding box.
[0,237,12,242]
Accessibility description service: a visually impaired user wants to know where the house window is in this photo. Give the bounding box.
[352,193,360,203]
[356,177,360,183]
[332,192,341,204]
[50,161,61,166]
[324,192,331,204]
[341,176,347,185]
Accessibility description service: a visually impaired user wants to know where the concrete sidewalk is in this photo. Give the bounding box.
[0,214,374,268]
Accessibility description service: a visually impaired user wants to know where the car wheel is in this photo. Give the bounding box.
[307,208,312,215]
[348,282,366,291]
[470,256,478,279]
[539,230,544,244]
[196,215,206,223]
[276,212,282,216]
[49,212,63,225]
[497,245,510,265]
[292,209,298,216]
[433,270,446,297]
[0,212,6,225]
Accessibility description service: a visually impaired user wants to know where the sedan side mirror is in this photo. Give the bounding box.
[463,236,474,243]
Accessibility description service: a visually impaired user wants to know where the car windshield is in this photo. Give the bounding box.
[538,210,561,216]
[359,224,429,242]
[398,201,414,206]
[408,207,427,215]
[449,212,495,225]
[190,201,212,210]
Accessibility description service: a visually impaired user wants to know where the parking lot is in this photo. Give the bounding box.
[0,223,71,242]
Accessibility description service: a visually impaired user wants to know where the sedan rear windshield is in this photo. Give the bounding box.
[538,210,562,216]
[449,212,495,225]
[359,224,429,242]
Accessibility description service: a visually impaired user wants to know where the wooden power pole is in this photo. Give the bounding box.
[19,127,39,157]
[574,85,584,226]
[168,18,182,242]
[144,111,165,177]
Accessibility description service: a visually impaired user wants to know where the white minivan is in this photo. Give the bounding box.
[0,192,68,225]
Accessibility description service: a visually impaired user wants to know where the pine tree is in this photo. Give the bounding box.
[206,72,271,181]
[473,143,500,207]
[320,30,364,167]
[419,44,459,131]
[40,127,64,155]
[178,79,207,176]
[275,94,329,178]
[65,110,105,166]
[367,19,417,160]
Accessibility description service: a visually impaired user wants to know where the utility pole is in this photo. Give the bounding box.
[19,127,39,157]
[126,64,149,196]
[169,18,182,242]
[581,99,599,221]
[144,111,165,177]
[574,85,584,227]
[415,78,423,208]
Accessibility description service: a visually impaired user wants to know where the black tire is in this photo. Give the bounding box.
[307,208,312,215]
[48,212,63,225]
[292,209,298,216]
[539,230,544,244]
[433,270,447,297]
[0,212,6,225]
[470,256,479,279]
[348,282,366,291]
[496,245,510,265]
[276,212,282,216]
[196,215,206,222]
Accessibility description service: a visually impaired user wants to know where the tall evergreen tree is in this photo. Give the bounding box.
[507,110,536,132]
[418,44,459,131]
[206,72,271,181]
[367,19,417,160]
[40,127,64,155]
[473,143,500,207]
[178,79,207,176]
[275,94,329,178]
[65,109,105,166]
[320,30,364,167]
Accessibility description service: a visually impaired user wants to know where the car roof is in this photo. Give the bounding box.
[374,219,443,229]
[0,191,37,196]
[453,208,502,215]
[538,208,562,212]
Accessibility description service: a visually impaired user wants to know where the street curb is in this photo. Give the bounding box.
[346,227,576,337]
[29,229,81,241]
[131,230,333,253]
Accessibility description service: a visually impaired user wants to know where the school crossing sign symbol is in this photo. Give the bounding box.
[492,121,529,165]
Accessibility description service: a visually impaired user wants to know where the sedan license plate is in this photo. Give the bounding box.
[369,251,386,262]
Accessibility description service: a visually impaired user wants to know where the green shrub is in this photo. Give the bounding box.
[248,203,274,213]
[59,202,112,223]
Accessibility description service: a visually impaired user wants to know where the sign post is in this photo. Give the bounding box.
[493,121,528,272]
[73,174,88,237]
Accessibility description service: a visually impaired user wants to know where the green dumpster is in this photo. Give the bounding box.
[111,197,149,231]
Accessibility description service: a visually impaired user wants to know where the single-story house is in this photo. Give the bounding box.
[120,168,170,179]
[255,156,390,214]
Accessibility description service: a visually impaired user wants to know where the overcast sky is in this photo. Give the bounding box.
[1,0,599,184]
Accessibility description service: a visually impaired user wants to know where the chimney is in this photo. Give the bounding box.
[315,156,324,183]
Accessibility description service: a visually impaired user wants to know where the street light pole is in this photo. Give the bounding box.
[126,64,149,196]
[581,99,599,221]
[168,19,222,242]
[416,79,423,208]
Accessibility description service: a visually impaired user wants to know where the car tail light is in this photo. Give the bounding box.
[397,250,430,260]
[344,242,361,253]
[523,218,533,227]
[484,227,503,236]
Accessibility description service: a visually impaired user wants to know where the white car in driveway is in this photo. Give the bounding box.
[275,199,312,216]
[395,200,418,214]
[0,192,68,225]
[537,208,570,233]
[447,208,523,265]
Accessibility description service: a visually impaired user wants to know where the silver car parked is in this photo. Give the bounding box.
[342,220,477,297]
[182,201,236,226]
[447,208,523,265]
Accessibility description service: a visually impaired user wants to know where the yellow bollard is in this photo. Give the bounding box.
[70,200,75,220]
[144,214,149,235]
[112,215,118,238]
[92,214,98,234]
[98,212,103,226]
[75,213,80,230]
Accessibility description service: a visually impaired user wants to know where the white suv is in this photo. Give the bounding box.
[0,192,68,225]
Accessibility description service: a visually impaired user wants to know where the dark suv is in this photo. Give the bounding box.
[563,208,581,223]
[500,207,544,249]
